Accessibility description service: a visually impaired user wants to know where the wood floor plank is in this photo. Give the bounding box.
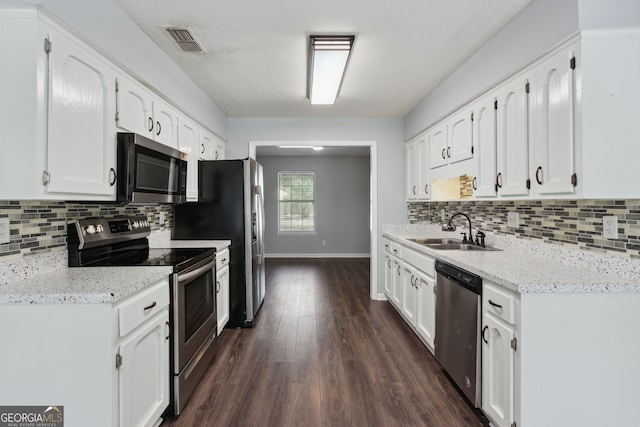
[162,258,487,427]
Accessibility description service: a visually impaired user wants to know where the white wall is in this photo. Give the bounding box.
[404,0,580,139]
[5,0,227,138]
[227,117,405,297]
[258,155,370,256]
[578,0,640,29]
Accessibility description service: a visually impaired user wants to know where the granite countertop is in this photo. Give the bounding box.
[0,266,173,305]
[383,229,640,294]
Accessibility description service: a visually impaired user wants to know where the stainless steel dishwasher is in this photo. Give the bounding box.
[434,259,482,408]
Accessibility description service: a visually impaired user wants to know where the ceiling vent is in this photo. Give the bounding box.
[165,27,206,53]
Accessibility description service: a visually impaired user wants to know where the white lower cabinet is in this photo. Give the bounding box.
[0,277,170,427]
[415,271,436,351]
[383,237,436,354]
[482,282,517,427]
[216,247,230,333]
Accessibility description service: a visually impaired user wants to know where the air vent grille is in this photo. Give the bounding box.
[165,27,205,53]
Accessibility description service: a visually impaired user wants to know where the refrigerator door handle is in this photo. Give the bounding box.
[257,185,265,264]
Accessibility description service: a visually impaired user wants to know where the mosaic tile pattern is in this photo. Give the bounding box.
[408,199,640,259]
[0,200,174,261]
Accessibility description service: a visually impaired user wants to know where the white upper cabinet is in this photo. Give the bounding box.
[152,98,179,149]
[115,76,153,138]
[429,122,448,169]
[530,42,578,196]
[472,94,498,198]
[405,132,430,201]
[178,116,199,200]
[116,78,179,149]
[199,128,216,160]
[448,108,474,164]
[495,74,531,197]
[46,25,117,197]
[213,135,226,160]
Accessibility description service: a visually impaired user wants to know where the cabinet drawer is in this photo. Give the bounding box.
[402,247,435,277]
[119,278,170,337]
[216,248,230,270]
[483,283,516,325]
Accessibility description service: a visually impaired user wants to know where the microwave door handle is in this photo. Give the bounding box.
[178,258,215,284]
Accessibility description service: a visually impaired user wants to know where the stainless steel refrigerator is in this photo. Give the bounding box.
[173,158,265,328]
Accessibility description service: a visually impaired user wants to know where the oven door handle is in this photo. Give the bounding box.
[178,258,216,284]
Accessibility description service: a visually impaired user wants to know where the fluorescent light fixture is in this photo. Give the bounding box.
[308,35,354,105]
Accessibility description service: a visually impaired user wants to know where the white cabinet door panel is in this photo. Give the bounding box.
[429,123,448,169]
[496,76,530,196]
[152,100,179,149]
[416,272,436,351]
[401,264,417,326]
[118,309,169,427]
[482,313,515,427]
[448,109,474,164]
[473,95,498,198]
[47,31,115,196]
[217,265,230,332]
[406,140,417,199]
[531,46,577,195]
[116,77,153,137]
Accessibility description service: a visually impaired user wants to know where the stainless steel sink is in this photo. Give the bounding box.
[408,238,501,251]
[409,238,462,245]
[426,243,501,251]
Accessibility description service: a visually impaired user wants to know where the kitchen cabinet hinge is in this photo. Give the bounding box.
[471,146,474,154]
[571,173,578,187]
[511,337,518,351]
[494,100,498,110]
[470,112,474,122]
[525,82,530,94]
[511,422,517,427]
[44,38,51,54]
[570,56,576,70]
[115,111,119,122]
[526,178,531,190]
[115,353,122,369]
[42,171,50,186]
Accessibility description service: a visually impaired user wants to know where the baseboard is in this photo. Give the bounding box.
[265,253,371,259]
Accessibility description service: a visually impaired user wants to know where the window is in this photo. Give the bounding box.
[278,171,315,232]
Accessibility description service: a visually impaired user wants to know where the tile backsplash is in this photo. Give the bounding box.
[408,199,640,259]
[0,200,173,261]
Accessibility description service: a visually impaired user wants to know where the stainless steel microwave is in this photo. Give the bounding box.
[116,132,188,203]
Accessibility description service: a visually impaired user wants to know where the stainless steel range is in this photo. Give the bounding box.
[67,215,217,416]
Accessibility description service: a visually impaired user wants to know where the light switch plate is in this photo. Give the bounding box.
[507,212,520,228]
[0,217,10,244]
[159,212,166,226]
[602,216,618,239]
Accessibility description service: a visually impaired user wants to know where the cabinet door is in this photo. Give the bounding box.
[214,136,226,160]
[416,272,436,351]
[116,77,153,138]
[384,255,393,299]
[473,95,498,198]
[47,31,116,196]
[448,108,474,164]
[416,135,430,199]
[200,129,215,160]
[496,76,530,196]
[401,264,417,326]
[178,117,199,201]
[482,313,515,427]
[391,258,402,308]
[152,99,179,149]
[217,265,230,332]
[405,140,418,200]
[429,123,448,169]
[118,309,170,427]
[530,46,577,195]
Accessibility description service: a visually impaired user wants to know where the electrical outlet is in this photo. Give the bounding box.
[507,212,520,228]
[602,216,618,239]
[441,209,446,222]
[0,217,10,244]
[159,212,166,226]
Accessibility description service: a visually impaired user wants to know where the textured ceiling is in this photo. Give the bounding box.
[115,0,532,118]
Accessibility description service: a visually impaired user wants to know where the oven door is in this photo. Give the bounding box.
[173,255,217,373]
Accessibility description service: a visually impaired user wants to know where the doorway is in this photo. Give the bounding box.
[249,141,378,300]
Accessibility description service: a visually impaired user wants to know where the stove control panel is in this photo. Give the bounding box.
[67,215,151,251]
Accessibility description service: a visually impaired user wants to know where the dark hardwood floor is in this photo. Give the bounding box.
[162,258,487,426]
